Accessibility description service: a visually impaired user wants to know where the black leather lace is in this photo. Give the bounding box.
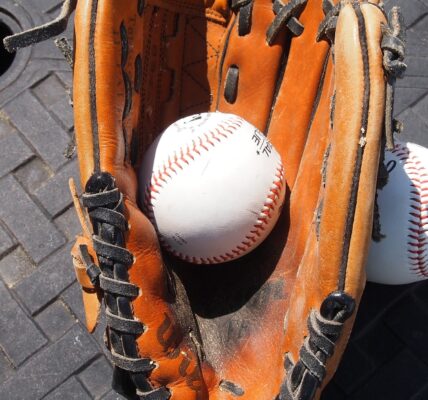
[317,0,340,43]
[372,6,406,242]
[230,0,307,43]
[381,6,406,150]
[3,0,76,52]
[278,292,355,400]
[81,172,170,400]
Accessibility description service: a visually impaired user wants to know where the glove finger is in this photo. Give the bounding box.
[211,0,330,397]
[213,1,390,398]
[73,1,208,397]
[281,3,388,398]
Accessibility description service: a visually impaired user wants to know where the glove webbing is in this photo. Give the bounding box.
[225,0,308,117]
[230,0,307,42]
[278,292,355,400]
[82,172,170,400]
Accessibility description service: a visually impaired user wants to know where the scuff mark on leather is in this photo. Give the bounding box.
[220,380,245,397]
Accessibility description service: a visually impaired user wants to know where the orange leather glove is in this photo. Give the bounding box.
[4,0,406,399]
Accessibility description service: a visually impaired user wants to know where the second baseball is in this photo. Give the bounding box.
[366,141,428,284]
[138,112,286,264]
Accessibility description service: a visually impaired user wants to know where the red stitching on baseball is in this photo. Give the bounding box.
[142,117,284,264]
[391,144,428,277]
[215,128,228,139]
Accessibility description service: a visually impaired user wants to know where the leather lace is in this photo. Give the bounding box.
[381,6,406,150]
[277,292,355,400]
[3,0,76,52]
[317,0,340,43]
[81,172,170,400]
[230,0,308,43]
[374,6,406,241]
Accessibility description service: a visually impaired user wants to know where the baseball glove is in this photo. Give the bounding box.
[4,0,405,399]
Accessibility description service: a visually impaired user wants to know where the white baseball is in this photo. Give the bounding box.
[367,141,428,284]
[138,112,286,264]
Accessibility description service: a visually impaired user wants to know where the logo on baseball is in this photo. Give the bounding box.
[138,112,286,264]
[367,141,428,284]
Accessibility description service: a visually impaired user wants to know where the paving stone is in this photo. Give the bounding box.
[14,243,75,315]
[0,117,16,139]
[61,281,86,323]
[3,91,70,170]
[56,71,73,88]
[404,35,428,58]
[55,206,83,242]
[405,56,428,77]
[0,175,66,263]
[320,381,346,400]
[101,390,127,400]
[412,280,428,307]
[393,87,427,115]
[79,356,113,398]
[400,20,428,65]
[33,160,80,217]
[335,321,403,395]
[396,76,428,90]
[0,224,15,258]
[351,283,410,335]
[14,157,52,193]
[384,294,428,360]
[0,59,49,109]
[355,322,403,373]
[0,350,14,386]
[411,14,428,40]
[331,342,373,395]
[0,130,33,178]
[44,377,91,400]
[0,247,35,288]
[352,350,428,400]
[35,300,77,341]
[61,282,108,353]
[0,281,47,367]
[55,73,73,112]
[411,383,428,400]
[412,92,428,124]
[32,74,74,131]
[32,24,74,62]
[37,0,64,13]
[47,9,76,43]
[397,108,428,148]
[33,38,67,60]
[386,0,428,27]
[0,325,99,400]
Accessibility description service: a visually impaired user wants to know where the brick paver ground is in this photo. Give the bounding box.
[0,1,426,399]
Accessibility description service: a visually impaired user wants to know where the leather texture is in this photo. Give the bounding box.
[69,0,393,399]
